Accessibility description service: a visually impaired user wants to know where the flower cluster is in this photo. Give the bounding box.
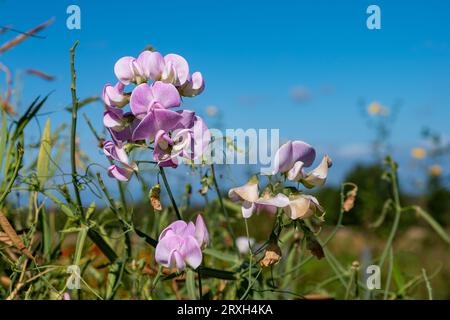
[102,50,210,181]
[155,215,209,270]
[229,140,332,220]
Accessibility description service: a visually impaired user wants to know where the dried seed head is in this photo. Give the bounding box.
[260,242,282,268]
[343,184,358,213]
[149,184,162,211]
[307,236,324,260]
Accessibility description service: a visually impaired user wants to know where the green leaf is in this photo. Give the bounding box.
[204,248,239,264]
[185,269,198,300]
[135,228,158,247]
[87,228,118,263]
[85,201,96,220]
[37,118,51,187]
[414,206,450,244]
[74,226,88,265]
[392,262,405,294]
[42,191,76,219]
[197,266,236,280]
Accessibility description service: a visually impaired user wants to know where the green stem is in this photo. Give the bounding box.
[159,166,182,220]
[379,161,402,268]
[69,40,84,218]
[0,143,23,205]
[198,268,203,300]
[244,218,254,298]
[210,164,237,250]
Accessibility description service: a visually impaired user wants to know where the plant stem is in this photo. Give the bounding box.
[379,160,402,268]
[197,268,203,300]
[159,166,182,220]
[69,40,84,218]
[210,164,237,249]
[422,268,433,300]
[244,218,253,296]
[0,143,23,205]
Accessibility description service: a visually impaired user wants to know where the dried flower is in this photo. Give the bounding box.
[260,242,282,267]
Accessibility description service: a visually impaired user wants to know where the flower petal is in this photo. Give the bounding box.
[151,81,181,109]
[194,214,209,248]
[287,161,305,181]
[137,51,165,81]
[159,220,188,240]
[301,155,332,188]
[292,140,316,167]
[241,201,256,218]
[155,234,183,268]
[164,54,189,86]
[169,250,186,270]
[107,165,132,181]
[228,180,259,203]
[272,140,316,174]
[255,193,290,208]
[180,71,205,97]
[180,236,202,269]
[114,56,135,85]
[130,83,152,117]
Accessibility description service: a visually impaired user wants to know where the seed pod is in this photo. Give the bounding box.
[260,241,282,267]
[342,183,358,213]
[306,235,324,260]
[149,184,162,211]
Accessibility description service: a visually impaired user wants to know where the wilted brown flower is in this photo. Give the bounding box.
[149,184,162,211]
[307,235,324,260]
[260,241,282,267]
[343,183,358,212]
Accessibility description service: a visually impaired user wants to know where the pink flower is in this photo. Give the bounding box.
[114,51,204,97]
[155,215,209,270]
[270,140,316,176]
[103,140,137,181]
[179,72,205,97]
[103,107,136,143]
[130,81,183,140]
[102,82,128,107]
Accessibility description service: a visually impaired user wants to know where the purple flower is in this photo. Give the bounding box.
[102,82,128,107]
[155,215,209,270]
[179,72,205,97]
[113,51,204,97]
[130,81,183,140]
[270,140,316,176]
[103,140,137,181]
[151,109,211,167]
[114,56,139,85]
[103,107,136,143]
[174,112,211,161]
[153,128,192,168]
[161,54,190,87]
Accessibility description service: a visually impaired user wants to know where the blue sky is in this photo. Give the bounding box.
[1,0,450,196]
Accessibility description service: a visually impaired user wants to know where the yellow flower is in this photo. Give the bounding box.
[429,164,442,177]
[411,147,426,159]
[367,102,381,115]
